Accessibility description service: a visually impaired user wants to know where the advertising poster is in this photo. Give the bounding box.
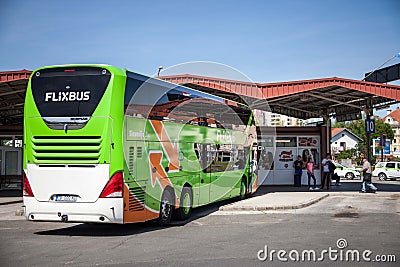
[299,148,320,169]
[298,137,319,147]
[373,139,391,155]
[275,147,295,170]
[258,148,275,170]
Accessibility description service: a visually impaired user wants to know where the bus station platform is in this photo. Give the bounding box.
[0,180,399,210]
[220,180,400,211]
[220,191,329,211]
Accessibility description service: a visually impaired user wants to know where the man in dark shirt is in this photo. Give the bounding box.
[293,155,303,187]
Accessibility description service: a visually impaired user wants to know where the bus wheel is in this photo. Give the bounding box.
[175,187,192,221]
[157,189,173,226]
[239,178,247,200]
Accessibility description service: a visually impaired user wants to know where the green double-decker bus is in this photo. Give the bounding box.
[23,64,258,224]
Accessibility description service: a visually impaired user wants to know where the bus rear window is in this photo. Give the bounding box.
[31,67,111,117]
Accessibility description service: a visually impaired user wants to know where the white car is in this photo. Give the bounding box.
[334,162,361,180]
[372,162,400,180]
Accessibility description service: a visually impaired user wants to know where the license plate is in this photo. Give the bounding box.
[52,195,78,202]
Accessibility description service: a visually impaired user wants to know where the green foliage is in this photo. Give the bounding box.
[337,148,357,160]
[336,117,393,157]
[332,121,346,128]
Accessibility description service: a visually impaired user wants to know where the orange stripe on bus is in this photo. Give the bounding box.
[123,184,158,223]
[150,120,180,171]
[149,151,180,205]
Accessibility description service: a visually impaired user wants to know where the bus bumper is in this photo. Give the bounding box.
[23,197,124,224]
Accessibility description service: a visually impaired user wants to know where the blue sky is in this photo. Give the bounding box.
[1,0,399,84]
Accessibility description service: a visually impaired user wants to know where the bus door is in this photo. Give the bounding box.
[209,145,240,202]
[209,149,229,203]
[197,143,212,206]
[248,143,258,193]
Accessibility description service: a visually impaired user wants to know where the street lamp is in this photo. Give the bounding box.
[157,66,163,77]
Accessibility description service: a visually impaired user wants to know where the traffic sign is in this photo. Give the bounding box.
[366,119,375,134]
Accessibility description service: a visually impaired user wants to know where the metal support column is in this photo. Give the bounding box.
[365,99,373,163]
[324,115,331,155]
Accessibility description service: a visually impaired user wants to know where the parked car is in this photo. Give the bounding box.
[372,161,400,180]
[333,162,361,180]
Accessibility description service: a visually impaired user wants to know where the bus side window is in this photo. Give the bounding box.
[194,143,209,172]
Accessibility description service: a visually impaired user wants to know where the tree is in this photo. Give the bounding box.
[338,117,393,156]
[332,121,346,128]
[337,148,357,160]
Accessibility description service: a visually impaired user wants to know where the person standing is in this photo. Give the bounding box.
[293,155,303,187]
[306,158,318,190]
[361,158,377,193]
[321,153,332,190]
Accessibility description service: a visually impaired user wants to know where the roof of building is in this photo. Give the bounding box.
[332,127,345,137]
[331,127,363,142]
[161,74,400,121]
[0,69,31,126]
[382,109,400,123]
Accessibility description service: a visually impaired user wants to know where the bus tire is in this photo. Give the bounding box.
[157,189,173,226]
[175,187,192,221]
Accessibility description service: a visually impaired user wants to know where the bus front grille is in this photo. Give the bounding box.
[31,136,102,164]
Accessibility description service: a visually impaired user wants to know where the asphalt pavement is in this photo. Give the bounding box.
[1,177,399,211]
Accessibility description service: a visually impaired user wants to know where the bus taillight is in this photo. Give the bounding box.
[99,171,123,198]
[23,172,34,197]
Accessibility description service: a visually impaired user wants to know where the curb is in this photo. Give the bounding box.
[328,192,400,198]
[220,193,329,211]
[219,191,400,211]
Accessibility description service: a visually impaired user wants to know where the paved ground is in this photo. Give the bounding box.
[0,178,398,266]
[0,192,399,266]
[1,177,399,208]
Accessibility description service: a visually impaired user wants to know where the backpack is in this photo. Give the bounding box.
[328,161,336,172]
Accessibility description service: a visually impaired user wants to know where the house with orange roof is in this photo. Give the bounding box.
[331,128,363,156]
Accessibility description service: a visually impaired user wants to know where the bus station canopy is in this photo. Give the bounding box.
[161,74,400,121]
[0,69,31,133]
[1,69,400,129]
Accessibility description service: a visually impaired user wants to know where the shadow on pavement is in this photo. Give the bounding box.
[34,198,238,237]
